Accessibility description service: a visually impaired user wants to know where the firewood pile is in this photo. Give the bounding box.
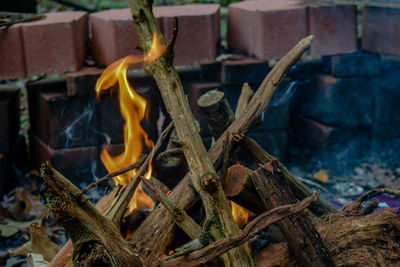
[38,0,400,266]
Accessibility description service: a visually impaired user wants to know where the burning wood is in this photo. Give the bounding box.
[35,0,400,266]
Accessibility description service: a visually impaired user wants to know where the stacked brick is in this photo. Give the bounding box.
[90,4,220,66]
[288,50,400,172]
[0,5,220,80]
[0,86,20,195]
[0,11,88,80]
[196,54,291,160]
[1,2,400,183]
[27,72,160,185]
[227,0,357,60]
[2,2,400,81]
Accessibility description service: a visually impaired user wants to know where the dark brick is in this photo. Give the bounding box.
[27,79,101,149]
[371,122,400,167]
[363,6,400,56]
[66,67,104,96]
[220,55,269,85]
[0,86,20,154]
[375,71,400,124]
[0,154,11,196]
[200,61,221,82]
[292,75,375,127]
[29,131,124,186]
[249,129,288,161]
[290,116,372,173]
[286,59,325,80]
[323,53,381,77]
[0,24,26,80]
[260,78,294,130]
[380,55,400,73]
[96,78,160,145]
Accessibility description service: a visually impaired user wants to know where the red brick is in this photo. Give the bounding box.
[0,25,26,80]
[0,86,20,153]
[228,0,307,60]
[66,67,104,96]
[363,6,400,56]
[22,12,88,76]
[220,55,269,84]
[309,4,357,55]
[27,78,100,149]
[158,4,220,66]
[90,8,163,66]
[291,117,334,149]
[29,131,124,185]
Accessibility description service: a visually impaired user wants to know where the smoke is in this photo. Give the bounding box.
[63,100,96,148]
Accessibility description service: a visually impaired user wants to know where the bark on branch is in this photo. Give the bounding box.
[128,34,315,262]
[41,162,142,266]
[127,0,254,265]
[161,192,320,267]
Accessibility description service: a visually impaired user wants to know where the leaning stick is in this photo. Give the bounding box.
[127,1,254,265]
[128,35,315,263]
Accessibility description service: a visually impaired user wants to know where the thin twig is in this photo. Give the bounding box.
[75,155,147,202]
[343,188,400,216]
[162,192,320,267]
[106,122,174,224]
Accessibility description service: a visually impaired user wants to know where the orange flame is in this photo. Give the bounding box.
[95,32,165,213]
[144,32,166,63]
[231,201,249,228]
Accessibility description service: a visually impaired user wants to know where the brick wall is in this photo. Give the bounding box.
[1,1,400,186]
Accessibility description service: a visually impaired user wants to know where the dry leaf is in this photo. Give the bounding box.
[0,224,19,237]
[9,221,60,262]
[313,169,330,183]
[14,187,47,219]
[27,253,49,267]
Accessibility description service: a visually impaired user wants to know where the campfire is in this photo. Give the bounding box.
[8,0,398,266]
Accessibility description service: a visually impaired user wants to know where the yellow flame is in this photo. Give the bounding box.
[144,32,166,63]
[231,201,249,228]
[95,32,164,213]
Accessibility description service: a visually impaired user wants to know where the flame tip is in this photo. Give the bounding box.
[96,31,162,214]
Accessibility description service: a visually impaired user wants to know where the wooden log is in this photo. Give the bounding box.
[235,83,254,118]
[315,207,400,266]
[41,162,142,266]
[223,163,265,214]
[197,89,235,139]
[197,88,335,216]
[250,161,334,266]
[254,243,297,267]
[238,136,337,215]
[161,193,319,267]
[128,35,314,261]
[48,185,121,267]
[127,1,254,266]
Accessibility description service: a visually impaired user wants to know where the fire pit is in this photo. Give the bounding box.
[1,0,400,266]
